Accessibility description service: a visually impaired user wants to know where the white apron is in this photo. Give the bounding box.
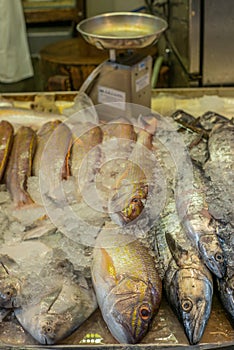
[0,0,33,83]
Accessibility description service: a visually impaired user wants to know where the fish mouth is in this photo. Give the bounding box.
[183,301,210,345]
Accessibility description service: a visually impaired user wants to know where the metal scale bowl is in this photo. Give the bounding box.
[77,12,167,119]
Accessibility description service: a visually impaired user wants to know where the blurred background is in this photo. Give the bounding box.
[0,0,234,93]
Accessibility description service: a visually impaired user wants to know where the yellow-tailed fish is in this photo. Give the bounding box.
[5,126,36,208]
[0,120,14,181]
[91,229,162,344]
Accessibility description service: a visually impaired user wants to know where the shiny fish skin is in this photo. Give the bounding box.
[32,120,62,176]
[0,120,14,181]
[92,229,162,344]
[178,165,226,278]
[216,222,234,324]
[0,107,65,131]
[5,126,36,208]
[153,191,213,345]
[0,255,21,308]
[0,239,97,345]
[109,116,157,226]
[204,121,234,224]
[15,262,97,345]
[39,122,72,201]
[197,111,230,132]
[204,121,234,323]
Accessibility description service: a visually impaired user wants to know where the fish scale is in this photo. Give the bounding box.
[92,227,162,344]
[203,121,234,324]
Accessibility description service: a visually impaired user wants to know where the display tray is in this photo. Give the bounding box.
[0,88,233,349]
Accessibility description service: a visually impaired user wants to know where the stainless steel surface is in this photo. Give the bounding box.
[163,0,200,75]
[162,0,234,86]
[77,12,167,50]
[202,0,234,85]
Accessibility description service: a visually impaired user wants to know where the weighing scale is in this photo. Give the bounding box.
[77,12,167,119]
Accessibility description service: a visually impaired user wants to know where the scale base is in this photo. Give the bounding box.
[85,54,152,120]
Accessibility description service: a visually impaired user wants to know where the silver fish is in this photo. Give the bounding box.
[152,190,213,345]
[204,121,234,224]
[178,164,226,278]
[216,222,234,325]
[15,250,97,345]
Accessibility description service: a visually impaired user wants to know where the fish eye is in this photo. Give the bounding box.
[4,286,15,299]
[139,304,151,321]
[131,198,139,203]
[215,252,224,263]
[182,299,193,312]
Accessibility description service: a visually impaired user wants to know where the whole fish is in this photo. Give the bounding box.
[92,228,162,344]
[71,122,103,194]
[39,122,72,203]
[32,120,62,176]
[177,164,226,278]
[203,121,234,323]
[0,97,14,108]
[0,238,97,345]
[5,126,37,208]
[0,120,14,181]
[152,189,213,345]
[0,107,65,131]
[109,115,158,226]
[14,249,97,345]
[148,130,214,345]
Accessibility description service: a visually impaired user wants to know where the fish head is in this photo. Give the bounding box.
[0,276,21,308]
[166,267,213,345]
[28,313,69,345]
[198,234,226,278]
[103,277,161,344]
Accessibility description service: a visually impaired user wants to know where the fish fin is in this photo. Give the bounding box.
[0,254,18,274]
[165,232,188,265]
[100,248,118,285]
[23,220,56,240]
[40,288,62,314]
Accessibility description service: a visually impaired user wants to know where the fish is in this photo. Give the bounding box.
[0,254,22,308]
[14,250,97,345]
[108,115,158,226]
[152,191,213,345]
[216,222,234,325]
[177,164,226,278]
[0,237,97,344]
[0,120,14,181]
[0,107,65,131]
[203,121,234,323]
[148,130,214,345]
[32,120,62,176]
[0,97,14,108]
[204,121,234,224]
[39,121,73,203]
[71,122,103,194]
[5,126,37,208]
[197,111,230,132]
[91,228,162,344]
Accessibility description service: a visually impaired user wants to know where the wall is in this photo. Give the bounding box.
[86,0,145,17]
